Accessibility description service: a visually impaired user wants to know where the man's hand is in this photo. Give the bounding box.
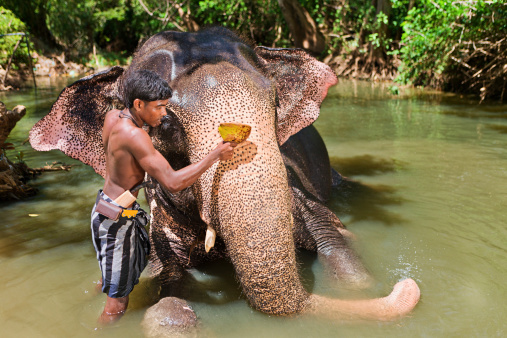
[215,141,237,161]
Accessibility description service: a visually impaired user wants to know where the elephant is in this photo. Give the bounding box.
[29,27,419,328]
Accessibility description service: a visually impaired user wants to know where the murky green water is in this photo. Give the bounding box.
[1,78,506,337]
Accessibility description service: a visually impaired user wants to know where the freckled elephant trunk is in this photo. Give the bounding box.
[214,152,310,314]
[186,134,312,314]
[185,121,311,315]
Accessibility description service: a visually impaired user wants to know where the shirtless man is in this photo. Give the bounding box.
[91,69,236,324]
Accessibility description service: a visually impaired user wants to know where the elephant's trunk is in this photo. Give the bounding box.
[214,149,310,314]
[188,131,310,314]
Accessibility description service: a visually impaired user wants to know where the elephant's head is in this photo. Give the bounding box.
[125,28,338,314]
[29,27,339,315]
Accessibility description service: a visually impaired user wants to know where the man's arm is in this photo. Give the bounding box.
[128,129,234,193]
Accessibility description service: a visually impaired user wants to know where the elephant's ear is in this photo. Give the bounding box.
[254,47,337,145]
[29,66,124,177]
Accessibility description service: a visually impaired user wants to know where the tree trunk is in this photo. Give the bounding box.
[2,37,23,88]
[277,0,326,55]
[174,2,200,32]
[0,102,37,200]
[375,0,391,35]
[373,0,391,55]
[0,102,25,147]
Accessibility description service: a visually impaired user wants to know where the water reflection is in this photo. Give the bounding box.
[0,165,101,257]
[485,123,507,133]
[439,109,507,119]
[330,154,402,177]
[330,178,405,225]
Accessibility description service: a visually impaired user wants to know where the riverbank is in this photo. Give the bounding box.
[0,52,96,90]
[2,48,504,103]
[0,40,507,103]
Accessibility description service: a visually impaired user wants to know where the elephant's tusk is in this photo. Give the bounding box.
[205,225,216,252]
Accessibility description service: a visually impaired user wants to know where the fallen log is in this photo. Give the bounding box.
[29,161,77,174]
[0,150,37,200]
[0,102,26,147]
[0,102,37,200]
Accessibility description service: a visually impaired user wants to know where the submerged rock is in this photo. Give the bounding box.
[142,297,198,338]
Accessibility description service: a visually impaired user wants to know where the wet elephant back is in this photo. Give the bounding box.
[281,125,333,202]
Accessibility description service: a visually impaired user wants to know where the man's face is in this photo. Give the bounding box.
[138,99,169,127]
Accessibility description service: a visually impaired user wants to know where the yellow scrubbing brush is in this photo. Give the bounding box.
[218,123,251,143]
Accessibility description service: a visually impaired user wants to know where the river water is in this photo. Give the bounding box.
[0,78,506,337]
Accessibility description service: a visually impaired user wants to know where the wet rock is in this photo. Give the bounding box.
[142,297,198,338]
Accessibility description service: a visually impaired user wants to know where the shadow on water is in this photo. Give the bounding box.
[485,124,507,133]
[158,258,242,306]
[328,155,407,226]
[0,197,92,258]
[330,154,404,177]
[0,163,100,258]
[296,249,317,293]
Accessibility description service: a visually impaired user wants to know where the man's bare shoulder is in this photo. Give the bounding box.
[103,109,121,131]
[105,110,141,136]
[105,108,121,117]
[105,113,153,154]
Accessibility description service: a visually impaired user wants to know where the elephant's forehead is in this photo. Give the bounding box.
[175,62,273,109]
[169,63,278,158]
[172,65,272,120]
[203,74,218,88]
[129,49,178,83]
[131,33,262,88]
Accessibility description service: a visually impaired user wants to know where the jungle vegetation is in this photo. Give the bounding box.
[0,0,506,101]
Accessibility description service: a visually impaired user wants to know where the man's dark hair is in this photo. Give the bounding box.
[122,69,172,108]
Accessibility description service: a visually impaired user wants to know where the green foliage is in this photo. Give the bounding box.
[0,0,503,99]
[327,0,376,52]
[45,0,159,58]
[0,7,27,66]
[135,0,290,47]
[397,0,507,89]
[319,0,408,58]
[45,0,96,56]
[83,50,132,69]
[195,0,289,45]
[388,84,399,95]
